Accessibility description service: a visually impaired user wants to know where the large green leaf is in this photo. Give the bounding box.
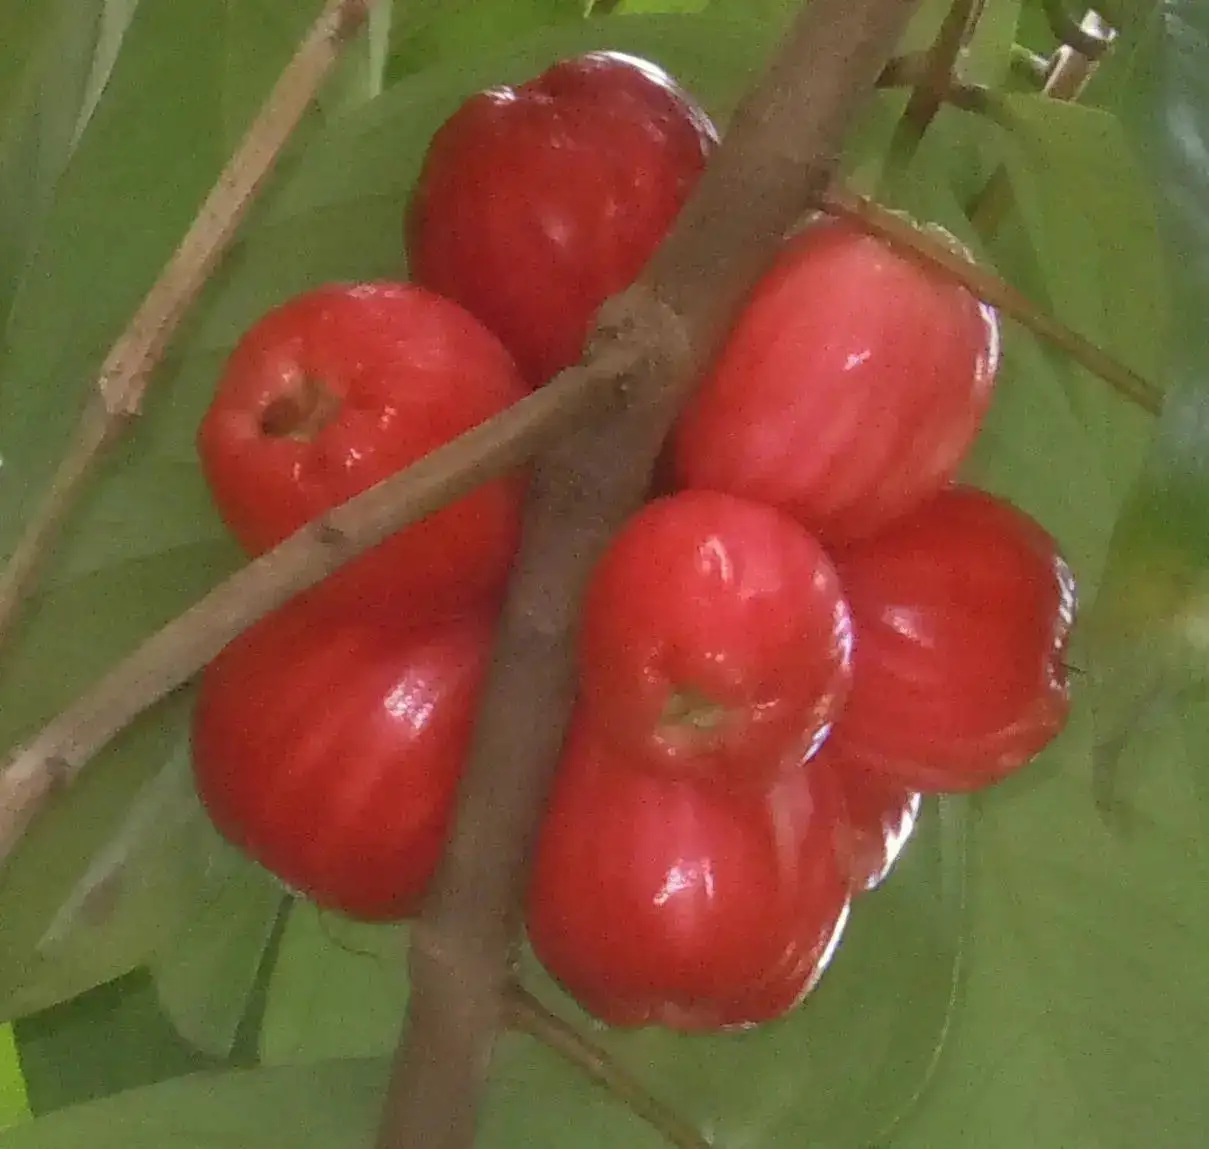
[1078,1,1209,780]
[0,1045,674,1149]
[253,801,964,1147]
[885,706,1209,1149]
[0,0,373,1016]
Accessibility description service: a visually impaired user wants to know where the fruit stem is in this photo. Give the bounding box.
[507,983,711,1149]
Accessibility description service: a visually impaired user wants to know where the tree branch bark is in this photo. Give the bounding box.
[372,2,922,1147]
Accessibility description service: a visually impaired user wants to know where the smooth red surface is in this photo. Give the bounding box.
[406,51,717,386]
[192,593,494,921]
[197,282,530,623]
[526,716,851,1031]
[831,485,1077,792]
[672,218,1001,546]
[814,742,921,893]
[577,491,853,788]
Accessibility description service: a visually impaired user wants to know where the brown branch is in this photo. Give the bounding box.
[507,985,710,1149]
[967,9,1116,235]
[0,0,373,651]
[0,344,641,869]
[885,0,978,164]
[373,3,922,1148]
[823,186,1162,413]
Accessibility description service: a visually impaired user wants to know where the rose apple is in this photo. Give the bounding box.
[814,743,921,893]
[191,592,494,920]
[830,485,1077,792]
[672,217,1001,545]
[197,282,530,623]
[576,490,853,787]
[405,51,717,385]
[526,715,850,1031]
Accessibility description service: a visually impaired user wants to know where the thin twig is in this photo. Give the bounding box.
[372,2,922,1148]
[0,0,373,650]
[824,185,1162,413]
[507,985,711,1149]
[967,9,1116,235]
[0,344,641,870]
[885,0,979,163]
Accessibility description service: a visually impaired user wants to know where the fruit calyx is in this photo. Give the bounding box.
[659,687,730,734]
[260,374,342,441]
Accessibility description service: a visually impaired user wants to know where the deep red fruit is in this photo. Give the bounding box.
[526,716,851,1031]
[814,743,921,893]
[830,485,1077,792]
[197,282,530,623]
[672,217,1001,546]
[577,491,853,788]
[406,51,717,386]
[191,593,493,921]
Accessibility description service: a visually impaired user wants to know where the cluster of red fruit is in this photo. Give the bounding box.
[190,52,1077,1032]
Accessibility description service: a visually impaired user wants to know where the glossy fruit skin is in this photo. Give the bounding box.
[830,485,1077,792]
[197,282,530,623]
[526,716,851,1031]
[577,491,853,788]
[192,593,493,921]
[672,217,1001,546]
[815,743,921,893]
[406,51,718,386]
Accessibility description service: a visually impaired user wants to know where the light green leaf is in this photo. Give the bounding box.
[0,0,127,325]
[148,747,285,1059]
[386,0,587,81]
[958,0,1022,87]
[0,1025,27,1130]
[258,905,410,1065]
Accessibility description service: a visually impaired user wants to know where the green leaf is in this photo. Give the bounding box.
[258,906,410,1065]
[0,724,274,1021]
[14,972,226,1116]
[884,706,1209,1149]
[0,0,125,325]
[0,0,366,1015]
[1075,0,1209,780]
[993,94,1167,384]
[386,0,587,82]
[253,802,965,1147]
[0,1024,28,1130]
[959,0,1023,87]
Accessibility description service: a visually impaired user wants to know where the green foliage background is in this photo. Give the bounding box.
[1,0,1205,1146]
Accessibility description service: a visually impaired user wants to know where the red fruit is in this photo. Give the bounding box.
[406,51,717,386]
[672,217,1000,545]
[577,491,853,788]
[815,743,921,893]
[830,485,1077,792]
[191,593,493,921]
[526,716,850,1031]
[197,282,530,622]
